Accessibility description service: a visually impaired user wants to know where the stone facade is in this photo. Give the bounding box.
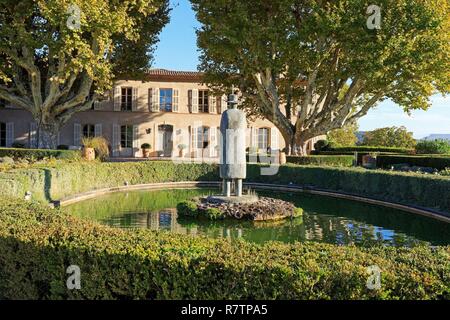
[0,69,324,158]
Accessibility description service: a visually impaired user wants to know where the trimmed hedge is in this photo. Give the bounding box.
[0,147,80,161]
[328,146,414,154]
[377,155,450,171]
[0,197,449,300]
[1,161,450,213]
[286,155,354,167]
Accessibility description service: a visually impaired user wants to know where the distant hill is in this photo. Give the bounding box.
[422,134,450,141]
[355,131,366,144]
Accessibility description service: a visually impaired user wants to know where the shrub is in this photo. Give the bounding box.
[416,139,450,155]
[323,146,414,154]
[82,137,110,161]
[361,126,416,149]
[176,201,199,217]
[57,145,69,150]
[141,143,151,149]
[203,207,225,220]
[11,142,25,149]
[377,155,450,171]
[286,155,354,167]
[313,140,330,152]
[0,147,80,161]
[0,197,448,300]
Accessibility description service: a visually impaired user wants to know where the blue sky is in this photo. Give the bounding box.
[153,0,449,139]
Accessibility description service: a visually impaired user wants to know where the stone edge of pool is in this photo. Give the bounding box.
[53,181,450,224]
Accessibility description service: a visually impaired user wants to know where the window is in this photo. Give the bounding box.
[258,128,270,151]
[159,88,173,112]
[82,124,95,138]
[197,126,210,149]
[121,87,133,111]
[198,90,209,113]
[0,122,6,147]
[120,125,133,148]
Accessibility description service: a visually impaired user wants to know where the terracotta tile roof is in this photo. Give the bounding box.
[145,69,205,83]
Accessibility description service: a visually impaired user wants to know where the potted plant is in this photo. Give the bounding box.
[81,137,109,161]
[279,148,287,165]
[141,143,151,158]
[178,144,187,158]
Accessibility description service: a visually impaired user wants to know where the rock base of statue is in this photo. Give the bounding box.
[194,196,302,221]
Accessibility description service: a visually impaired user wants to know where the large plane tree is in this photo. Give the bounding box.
[191,0,449,154]
[0,0,169,148]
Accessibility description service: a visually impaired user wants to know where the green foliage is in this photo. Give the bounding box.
[0,147,80,161]
[313,140,330,152]
[81,137,109,161]
[0,197,448,300]
[377,155,450,171]
[327,124,358,148]
[141,143,151,149]
[316,146,414,154]
[362,127,417,149]
[416,139,450,155]
[203,208,225,221]
[177,201,199,217]
[286,155,354,167]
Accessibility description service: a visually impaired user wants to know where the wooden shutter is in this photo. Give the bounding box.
[149,88,160,112]
[190,89,198,113]
[132,125,139,157]
[209,127,217,157]
[73,123,81,147]
[112,124,120,157]
[132,87,138,111]
[29,122,37,148]
[6,122,14,147]
[251,127,258,148]
[270,128,279,151]
[172,89,179,112]
[95,124,102,137]
[113,86,121,111]
[220,95,228,113]
[209,95,217,114]
[191,126,198,155]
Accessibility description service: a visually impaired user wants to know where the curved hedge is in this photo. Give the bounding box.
[0,147,80,160]
[1,161,450,214]
[0,197,448,300]
[377,155,450,171]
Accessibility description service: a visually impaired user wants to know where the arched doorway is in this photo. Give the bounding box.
[158,124,174,157]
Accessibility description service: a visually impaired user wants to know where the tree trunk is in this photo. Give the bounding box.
[38,122,60,149]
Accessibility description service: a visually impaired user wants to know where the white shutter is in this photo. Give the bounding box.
[172,89,179,112]
[270,128,279,151]
[209,95,216,114]
[190,89,198,113]
[93,100,101,111]
[221,95,228,113]
[112,124,120,157]
[132,87,138,111]
[6,122,14,147]
[132,125,139,157]
[209,127,217,157]
[149,88,160,112]
[73,123,81,147]
[156,127,162,152]
[113,86,121,111]
[95,124,102,137]
[29,122,37,148]
[191,126,198,154]
[251,127,258,148]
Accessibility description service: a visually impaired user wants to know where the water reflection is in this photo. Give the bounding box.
[66,189,450,247]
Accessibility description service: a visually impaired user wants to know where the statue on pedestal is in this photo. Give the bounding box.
[219,93,246,197]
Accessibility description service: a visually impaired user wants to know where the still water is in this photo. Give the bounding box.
[66,189,450,247]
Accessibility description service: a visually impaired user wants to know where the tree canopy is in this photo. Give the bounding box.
[327,124,358,147]
[0,0,169,147]
[362,126,416,148]
[191,0,449,154]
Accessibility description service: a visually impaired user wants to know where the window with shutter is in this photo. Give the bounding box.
[209,95,217,114]
[112,124,120,156]
[159,88,173,112]
[173,89,179,112]
[121,87,133,111]
[132,88,139,111]
[198,90,209,113]
[190,89,199,113]
[113,87,121,111]
[95,124,102,137]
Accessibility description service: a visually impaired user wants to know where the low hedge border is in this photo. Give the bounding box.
[327,146,414,154]
[286,155,354,167]
[0,147,80,161]
[1,161,449,213]
[0,197,448,300]
[377,155,450,171]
